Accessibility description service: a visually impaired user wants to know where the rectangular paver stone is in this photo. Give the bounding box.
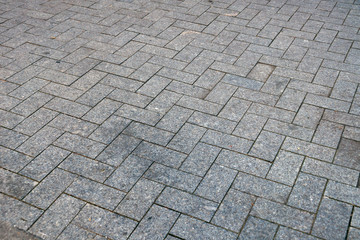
[238,216,278,240]
[144,163,201,192]
[105,155,152,192]
[251,198,314,232]
[74,204,137,240]
[67,177,125,210]
[59,154,114,182]
[312,198,352,240]
[266,151,304,185]
[249,131,285,162]
[212,189,256,232]
[24,168,76,209]
[302,157,359,186]
[29,195,85,240]
[156,187,218,221]
[115,178,164,221]
[129,205,179,240]
[171,215,237,240]
[287,173,326,213]
[195,164,237,202]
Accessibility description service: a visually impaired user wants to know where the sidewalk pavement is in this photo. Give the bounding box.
[1,0,360,239]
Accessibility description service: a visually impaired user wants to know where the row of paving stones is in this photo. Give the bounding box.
[1,0,360,239]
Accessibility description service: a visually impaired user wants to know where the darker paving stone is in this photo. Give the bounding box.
[60,154,114,182]
[275,226,319,240]
[282,138,336,162]
[202,130,253,154]
[54,132,106,159]
[334,138,360,171]
[312,198,352,240]
[222,74,263,90]
[49,114,98,137]
[20,146,70,181]
[123,122,174,146]
[170,215,237,240]
[0,127,28,149]
[105,155,152,192]
[188,111,237,134]
[212,189,256,232]
[234,172,291,203]
[0,168,37,199]
[302,158,358,186]
[0,146,33,172]
[267,151,304,186]
[73,204,137,240]
[144,163,201,192]
[195,164,237,202]
[29,194,85,240]
[249,131,285,162]
[325,181,360,206]
[157,187,218,221]
[180,142,221,177]
[167,123,206,154]
[96,134,141,167]
[0,193,43,231]
[66,177,125,210]
[116,104,163,126]
[238,216,278,240]
[133,142,186,168]
[128,205,179,240]
[115,178,164,221]
[24,168,76,209]
[89,115,130,144]
[287,173,326,213]
[251,198,314,232]
[156,106,193,133]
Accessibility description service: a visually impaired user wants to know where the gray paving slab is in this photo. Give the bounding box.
[2,0,360,238]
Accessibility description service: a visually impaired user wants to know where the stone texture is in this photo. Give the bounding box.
[2,0,360,238]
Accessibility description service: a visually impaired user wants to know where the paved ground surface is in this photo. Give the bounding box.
[1,0,360,239]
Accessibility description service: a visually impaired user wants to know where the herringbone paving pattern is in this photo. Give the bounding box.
[1,0,360,239]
